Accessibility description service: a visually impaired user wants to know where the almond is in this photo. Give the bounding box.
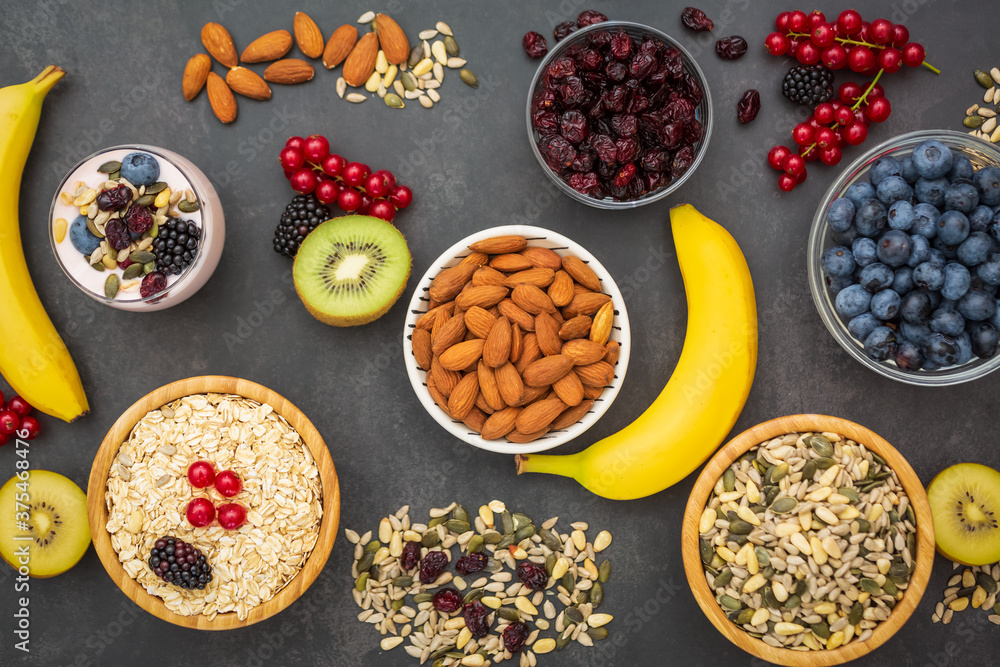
[416,302,454,330]
[481,406,521,440]
[516,397,568,434]
[264,58,315,84]
[474,394,495,415]
[582,385,604,400]
[515,333,542,374]
[535,312,562,356]
[495,362,525,407]
[547,270,575,307]
[559,315,592,341]
[519,247,561,270]
[426,375,451,417]
[241,29,293,63]
[552,399,594,430]
[483,316,512,368]
[226,66,271,100]
[507,428,550,444]
[470,235,528,254]
[206,72,237,123]
[575,361,615,387]
[490,253,533,272]
[343,32,379,87]
[430,356,460,396]
[374,13,410,65]
[462,406,487,432]
[428,263,477,302]
[455,285,509,309]
[504,268,555,288]
[411,328,432,371]
[472,266,508,287]
[511,284,556,315]
[447,371,479,420]
[322,24,358,69]
[431,314,467,355]
[563,292,611,318]
[293,12,325,58]
[498,299,535,332]
[461,251,490,266]
[561,339,607,366]
[464,307,497,339]
[590,301,614,345]
[552,370,584,407]
[509,323,523,364]
[521,384,551,405]
[562,255,602,292]
[182,54,211,101]
[201,22,238,68]
[439,339,485,371]
[604,340,620,366]
[477,361,505,412]
[522,355,573,387]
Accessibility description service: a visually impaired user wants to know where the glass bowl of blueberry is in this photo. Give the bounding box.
[809,130,1000,385]
[526,21,712,209]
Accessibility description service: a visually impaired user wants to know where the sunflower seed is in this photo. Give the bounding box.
[358,11,375,23]
[345,93,367,104]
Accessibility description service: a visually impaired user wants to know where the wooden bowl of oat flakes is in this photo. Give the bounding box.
[681,414,934,666]
[87,376,340,630]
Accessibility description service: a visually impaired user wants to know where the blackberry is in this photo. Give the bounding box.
[151,219,201,276]
[147,536,213,590]
[781,65,835,106]
[273,194,330,258]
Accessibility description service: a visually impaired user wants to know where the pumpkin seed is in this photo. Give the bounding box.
[764,486,780,506]
[144,181,168,195]
[444,35,459,57]
[512,513,532,531]
[86,216,105,238]
[770,497,798,514]
[763,586,780,609]
[384,93,405,109]
[805,435,834,457]
[555,632,572,650]
[838,487,861,503]
[849,602,864,625]
[785,594,801,609]
[723,468,736,492]
[882,579,899,597]
[130,250,155,264]
[97,160,122,174]
[598,560,610,583]
[446,519,469,534]
[801,460,817,480]
[767,463,789,484]
[143,261,155,275]
[700,538,714,564]
[561,572,575,592]
[811,622,831,639]
[459,69,479,88]
[857,518,872,533]
[497,607,520,622]
[90,262,105,272]
[587,626,608,641]
[104,274,120,299]
[545,552,556,575]
[135,193,155,207]
[482,532,502,545]
[514,525,535,543]
[122,263,144,280]
[496,534,514,550]
[591,581,604,607]
[965,115,986,128]
[719,595,742,611]
[539,528,561,551]
[713,570,733,588]
[463,588,483,604]
[754,546,770,567]
[814,456,836,469]
[467,534,484,554]
[736,608,755,625]
[564,606,584,624]
[421,531,440,547]
[407,44,423,68]
[355,572,369,591]
[356,552,374,572]
[860,578,882,595]
[976,70,994,88]
[501,511,514,535]
[178,199,201,213]
[428,646,451,660]
[729,520,754,535]
[401,71,418,92]
[452,503,469,524]
[977,572,998,594]
[393,575,412,587]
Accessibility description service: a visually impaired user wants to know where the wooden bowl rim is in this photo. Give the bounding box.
[681,414,934,667]
[87,375,341,630]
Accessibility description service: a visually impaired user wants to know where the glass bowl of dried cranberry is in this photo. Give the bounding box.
[526,21,712,209]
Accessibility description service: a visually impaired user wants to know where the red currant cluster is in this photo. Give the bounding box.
[186,461,245,530]
[278,134,413,223]
[0,391,41,446]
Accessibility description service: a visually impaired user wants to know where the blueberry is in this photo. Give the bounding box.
[958,289,997,321]
[119,152,160,186]
[892,266,914,295]
[821,246,855,277]
[825,273,854,295]
[910,203,940,239]
[912,261,945,291]
[991,299,1000,330]
[830,226,858,247]
[989,214,1000,243]
[957,231,991,266]
[835,284,873,319]
[936,210,971,245]
[955,332,974,365]
[869,156,902,186]
[864,326,897,361]
[858,263,894,292]
[941,262,972,301]
[855,199,887,237]
[926,289,943,310]
[907,234,931,268]
[969,322,999,358]
[944,181,979,213]
[68,215,101,254]
[876,175,913,206]
[887,201,915,231]
[977,254,1000,286]
[852,237,878,267]
[875,230,912,267]
[900,289,933,324]
[900,321,932,345]
[969,205,994,232]
[911,140,954,179]
[948,155,975,181]
[870,289,901,321]
[848,312,881,341]
[929,307,965,335]
[915,177,949,207]
[927,248,947,267]
[973,165,1000,206]
[933,236,960,260]
[895,340,924,370]
[827,198,856,232]
[844,181,877,210]
[899,155,919,183]
[923,332,959,366]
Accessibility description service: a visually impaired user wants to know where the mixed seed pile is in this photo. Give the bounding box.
[347,501,613,666]
[340,14,478,109]
[963,67,1000,143]
[699,431,917,652]
[931,562,1000,626]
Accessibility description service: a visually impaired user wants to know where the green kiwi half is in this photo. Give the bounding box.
[293,215,411,327]
[927,462,1000,566]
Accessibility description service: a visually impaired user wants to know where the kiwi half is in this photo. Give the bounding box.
[0,471,91,577]
[293,215,411,327]
[927,462,1000,566]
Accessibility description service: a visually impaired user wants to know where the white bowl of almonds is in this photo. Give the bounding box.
[402,226,630,454]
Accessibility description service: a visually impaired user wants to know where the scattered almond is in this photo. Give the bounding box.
[293,11,325,59]
[323,24,358,69]
[375,13,410,65]
[226,67,272,100]
[201,22,238,68]
[264,59,315,84]
[182,53,211,101]
[343,32,379,87]
[205,71,237,123]
[241,30,293,63]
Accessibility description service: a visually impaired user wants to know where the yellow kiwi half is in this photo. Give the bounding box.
[927,463,1000,566]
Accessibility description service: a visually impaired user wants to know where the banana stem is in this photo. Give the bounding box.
[514,453,577,479]
[30,66,65,94]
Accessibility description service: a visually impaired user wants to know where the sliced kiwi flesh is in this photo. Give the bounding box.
[927,462,1000,566]
[0,470,91,578]
[293,215,411,327]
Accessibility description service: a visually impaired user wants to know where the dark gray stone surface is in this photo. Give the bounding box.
[1,0,997,665]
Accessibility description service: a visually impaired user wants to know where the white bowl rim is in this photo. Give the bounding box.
[402,225,631,454]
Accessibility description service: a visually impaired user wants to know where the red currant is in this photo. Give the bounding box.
[838,82,863,104]
[835,106,855,126]
[18,416,40,440]
[765,32,789,56]
[786,37,802,58]
[857,21,872,42]
[389,185,413,209]
[215,470,242,497]
[315,178,341,205]
[807,11,826,29]
[820,146,843,166]
[279,147,305,171]
[285,136,306,151]
[358,192,373,215]
[815,128,840,149]
[775,12,792,33]
[788,11,809,33]
[843,122,868,145]
[890,24,909,47]
[848,46,875,73]
[837,9,863,36]
[821,44,848,70]
[322,154,346,178]
[338,187,361,212]
[365,172,391,198]
[778,173,797,191]
[290,168,318,194]
[783,154,805,176]
[877,47,903,73]
[865,96,892,123]
[0,411,20,435]
[303,135,330,162]
[792,123,815,145]
[901,42,925,67]
[795,168,808,183]
[342,162,371,188]
[799,144,819,162]
[868,83,885,98]
[869,18,893,45]
[374,170,396,190]
[814,103,835,125]
[768,145,792,171]
[7,396,31,417]
[369,199,396,222]
[796,41,821,65]
[217,503,247,530]
[187,461,216,488]
[186,498,216,528]
[811,23,835,47]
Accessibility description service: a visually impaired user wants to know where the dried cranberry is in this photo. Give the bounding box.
[124,204,154,234]
[570,151,595,172]
[432,587,463,613]
[104,218,131,250]
[591,134,617,164]
[139,271,167,298]
[684,118,703,143]
[610,29,632,60]
[683,73,704,104]
[660,48,685,79]
[671,145,696,178]
[664,98,695,122]
[681,7,714,31]
[400,541,421,570]
[614,162,637,187]
[96,184,131,211]
[582,71,607,91]
[522,31,548,59]
[463,601,491,638]
[569,172,601,194]
[627,92,649,114]
[516,561,549,591]
[602,85,628,113]
[737,89,760,124]
[547,57,576,80]
[542,136,577,169]
[502,621,530,653]
[560,110,589,144]
[615,137,639,163]
[532,88,558,110]
[577,10,608,27]
[605,61,628,82]
[118,256,134,270]
[715,35,748,60]
[418,550,449,584]
[641,148,670,172]
[553,21,578,41]
[575,48,603,71]
[629,52,657,80]
[533,110,559,132]
[455,552,488,576]
[558,76,587,106]
[658,121,684,148]
[589,30,613,47]
[611,114,638,137]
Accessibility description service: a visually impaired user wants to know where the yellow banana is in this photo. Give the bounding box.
[0,66,89,422]
[515,204,757,499]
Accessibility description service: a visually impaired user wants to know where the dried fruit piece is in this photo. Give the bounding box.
[241,30,293,63]
[681,7,714,31]
[201,22,239,68]
[419,550,449,584]
[182,53,211,101]
[715,36,748,60]
[737,89,760,124]
[463,600,491,638]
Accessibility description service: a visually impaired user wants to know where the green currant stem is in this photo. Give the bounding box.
[802,69,885,157]
[786,32,939,74]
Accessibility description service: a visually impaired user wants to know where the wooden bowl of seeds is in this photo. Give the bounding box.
[87,375,341,630]
[681,414,934,666]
